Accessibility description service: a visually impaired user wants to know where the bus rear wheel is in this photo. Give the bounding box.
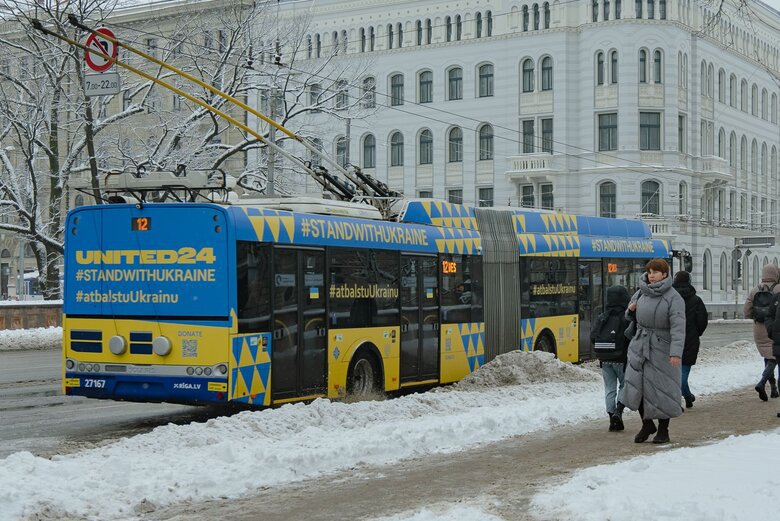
[346,351,383,401]
[534,333,557,357]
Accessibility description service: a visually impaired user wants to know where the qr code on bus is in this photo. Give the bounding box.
[182,340,198,358]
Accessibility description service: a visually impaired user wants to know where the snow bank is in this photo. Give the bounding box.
[449,350,599,390]
[0,327,61,352]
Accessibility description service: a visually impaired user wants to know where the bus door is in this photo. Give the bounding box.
[578,259,604,360]
[400,255,439,383]
[272,248,327,399]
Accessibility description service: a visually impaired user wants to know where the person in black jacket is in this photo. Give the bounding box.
[672,271,709,408]
[590,285,631,431]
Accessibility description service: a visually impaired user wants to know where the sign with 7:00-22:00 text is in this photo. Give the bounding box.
[84,27,121,96]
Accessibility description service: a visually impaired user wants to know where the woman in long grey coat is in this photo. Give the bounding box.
[623,258,686,444]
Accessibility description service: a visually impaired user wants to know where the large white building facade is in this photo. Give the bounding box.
[273,0,780,317]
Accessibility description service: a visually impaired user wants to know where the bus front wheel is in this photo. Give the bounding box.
[346,350,383,400]
[534,333,557,357]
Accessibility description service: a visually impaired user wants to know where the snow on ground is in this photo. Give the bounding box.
[0,326,61,351]
[530,428,780,521]
[0,340,763,521]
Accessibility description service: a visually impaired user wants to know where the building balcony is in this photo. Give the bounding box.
[696,155,732,182]
[505,153,563,183]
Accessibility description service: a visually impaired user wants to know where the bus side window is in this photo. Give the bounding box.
[237,241,271,333]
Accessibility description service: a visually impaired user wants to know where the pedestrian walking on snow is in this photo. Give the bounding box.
[590,285,631,432]
[743,264,780,401]
[623,258,686,444]
[672,271,708,409]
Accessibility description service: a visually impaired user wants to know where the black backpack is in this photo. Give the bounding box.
[764,294,780,340]
[592,310,624,353]
[752,283,777,322]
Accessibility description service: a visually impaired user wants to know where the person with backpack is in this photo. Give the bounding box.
[590,285,631,431]
[672,271,709,408]
[622,258,686,444]
[743,264,780,401]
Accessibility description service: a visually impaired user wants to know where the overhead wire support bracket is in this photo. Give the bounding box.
[63,14,376,205]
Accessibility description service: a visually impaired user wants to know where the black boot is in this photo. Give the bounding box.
[608,413,617,431]
[613,402,625,431]
[684,394,696,408]
[756,381,769,401]
[652,419,670,444]
[770,378,779,399]
[634,420,657,443]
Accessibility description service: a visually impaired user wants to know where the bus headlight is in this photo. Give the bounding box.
[216,364,227,375]
[65,359,75,370]
[152,336,172,356]
[109,335,127,355]
[204,367,213,376]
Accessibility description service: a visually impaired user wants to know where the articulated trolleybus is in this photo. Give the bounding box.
[62,173,672,406]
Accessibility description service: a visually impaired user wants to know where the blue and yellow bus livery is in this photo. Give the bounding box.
[63,197,672,406]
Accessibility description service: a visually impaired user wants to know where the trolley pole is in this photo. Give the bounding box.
[345,118,351,166]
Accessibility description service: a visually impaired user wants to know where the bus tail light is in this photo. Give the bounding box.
[152,336,172,356]
[109,335,127,355]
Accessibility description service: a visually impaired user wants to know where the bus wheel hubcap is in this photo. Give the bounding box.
[353,359,374,394]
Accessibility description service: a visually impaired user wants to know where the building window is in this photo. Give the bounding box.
[610,51,618,84]
[369,27,375,51]
[678,114,686,153]
[596,52,605,85]
[718,69,725,102]
[455,15,462,40]
[419,129,433,164]
[592,0,599,22]
[522,120,535,153]
[309,83,321,111]
[660,0,666,19]
[362,77,376,108]
[641,180,661,215]
[741,79,748,111]
[476,12,483,38]
[397,23,403,48]
[639,112,661,150]
[636,0,643,18]
[598,113,618,151]
[541,57,553,91]
[639,50,647,83]
[616,0,622,18]
[479,187,494,207]
[123,90,132,110]
[418,190,432,198]
[479,64,494,97]
[523,6,529,31]
[416,21,422,46]
[599,182,617,218]
[541,118,553,154]
[653,50,662,83]
[390,74,404,106]
[146,38,158,57]
[521,185,534,207]
[534,4,540,29]
[604,0,610,21]
[730,74,737,107]
[678,181,688,215]
[386,24,393,49]
[363,135,376,168]
[336,137,347,167]
[426,20,432,44]
[487,10,493,35]
[316,34,322,57]
[335,80,348,110]
[448,189,463,204]
[448,68,463,100]
[446,16,452,42]
[648,0,655,18]
[751,84,758,116]
[448,127,463,162]
[479,124,494,160]
[522,59,535,92]
[419,71,433,103]
[360,29,366,52]
[390,132,404,166]
[540,184,554,210]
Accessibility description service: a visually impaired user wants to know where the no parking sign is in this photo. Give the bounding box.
[84,27,117,73]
